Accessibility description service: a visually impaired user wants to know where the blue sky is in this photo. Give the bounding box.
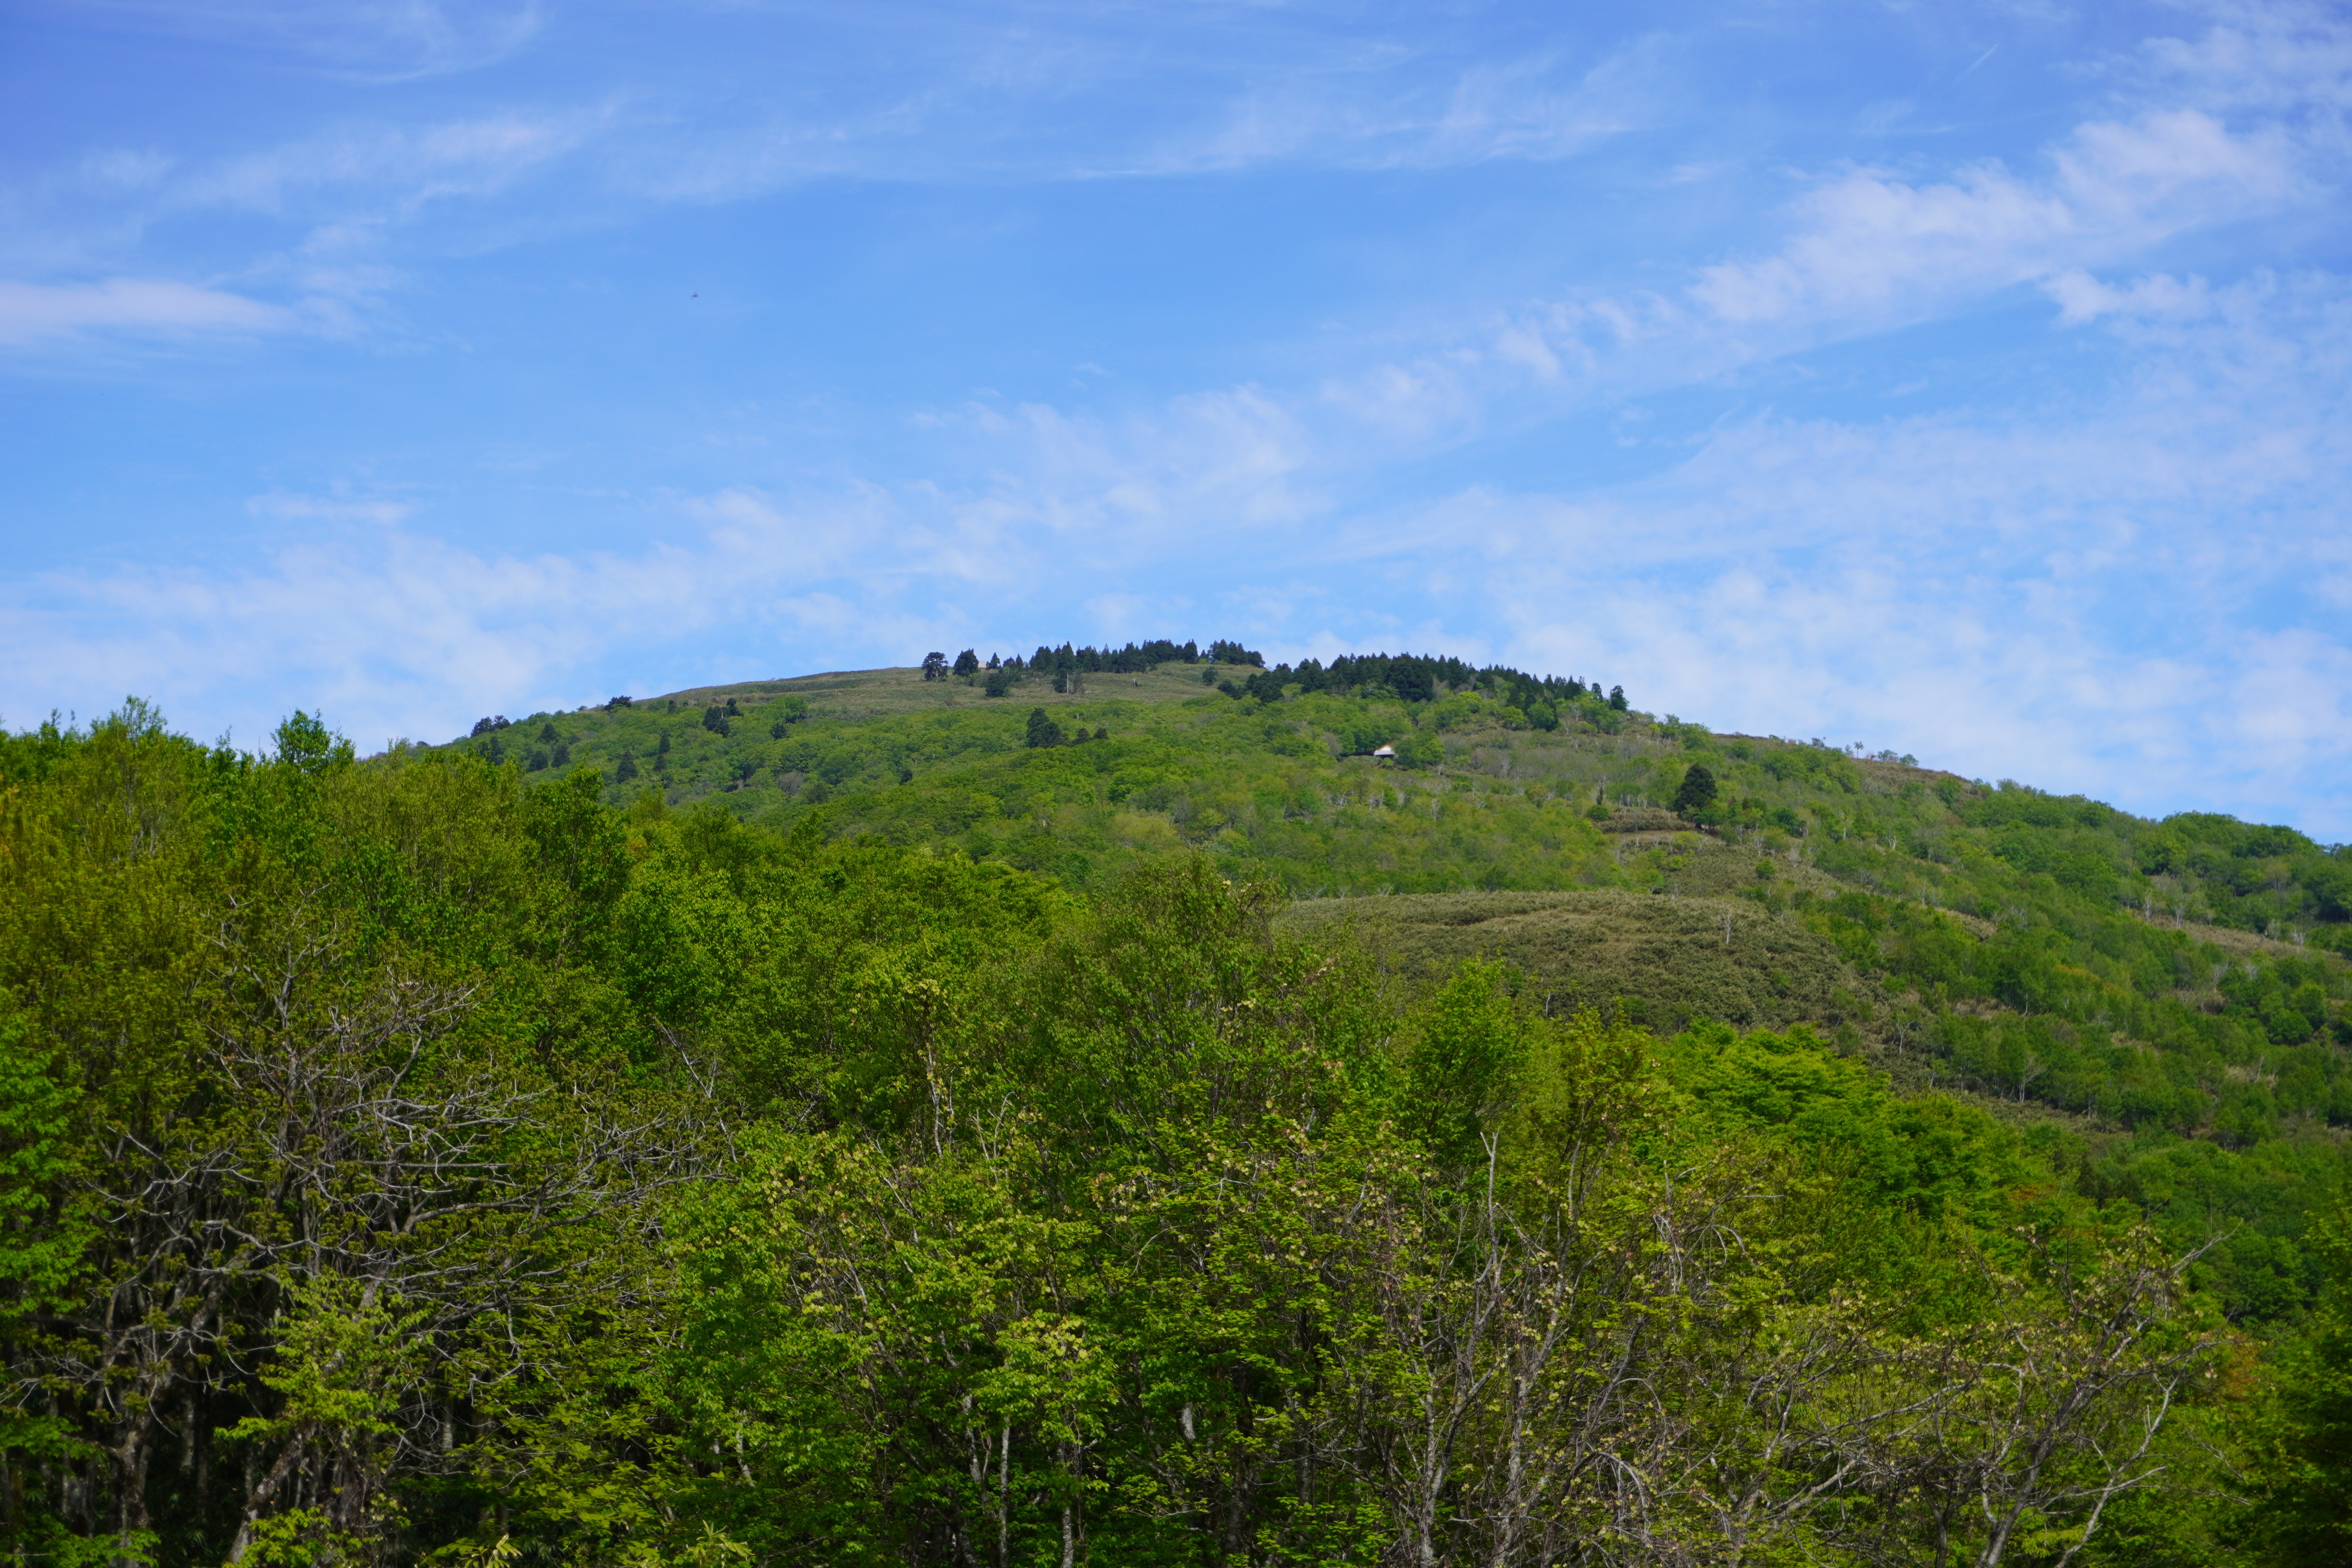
[3,0,2348,836]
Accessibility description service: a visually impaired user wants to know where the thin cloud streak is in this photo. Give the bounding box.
[0,276,292,344]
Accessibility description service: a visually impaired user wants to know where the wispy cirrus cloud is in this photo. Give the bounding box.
[248,490,414,526]
[0,107,600,348]
[0,276,291,344]
[1286,53,2332,462]
[1125,35,1670,176]
[1691,109,2299,329]
[40,0,545,80]
[167,111,594,215]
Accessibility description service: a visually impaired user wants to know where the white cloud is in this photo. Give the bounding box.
[2134,0,2352,116]
[53,0,544,80]
[172,112,590,216]
[1151,37,1663,176]
[2044,269,2216,323]
[1691,109,2296,330]
[249,491,414,526]
[0,276,290,345]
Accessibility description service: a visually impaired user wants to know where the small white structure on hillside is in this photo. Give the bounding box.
[1371,744,1396,760]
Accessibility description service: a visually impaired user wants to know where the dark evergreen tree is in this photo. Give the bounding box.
[922,651,948,681]
[1609,684,1629,711]
[954,649,981,677]
[1673,764,1718,817]
[1025,708,1065,748]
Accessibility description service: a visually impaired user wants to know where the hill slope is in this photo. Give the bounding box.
[1279,887,1866,1038]
[4,670,2349,1565]
[432,650,2352,1320]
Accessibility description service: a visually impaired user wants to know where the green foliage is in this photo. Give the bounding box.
[433,670,2347,1209]
[1392,725,1443,769]
[274,708,356,774]
[1397,960,1528,1164]
[2243,1195,2352,1562]
[0,1001,91,1325]
[1025,706,1066,749]
[4,681,2343,1568]
[1671,760,1717,815]
[1281,890,1859,1036]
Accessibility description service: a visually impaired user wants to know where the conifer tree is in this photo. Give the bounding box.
[1025,708,1065,748]
[1673,763,1718,817]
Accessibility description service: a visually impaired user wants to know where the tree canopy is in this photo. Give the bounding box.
[0,684,2345,1568]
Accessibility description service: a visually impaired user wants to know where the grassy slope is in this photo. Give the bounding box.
[1279,887,1867,1038]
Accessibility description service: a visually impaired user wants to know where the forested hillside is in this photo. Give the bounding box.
[1,656,2348,1566]
[449,648,2352,1119]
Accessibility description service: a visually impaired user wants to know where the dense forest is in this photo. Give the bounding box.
[1,647,2347,1566]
